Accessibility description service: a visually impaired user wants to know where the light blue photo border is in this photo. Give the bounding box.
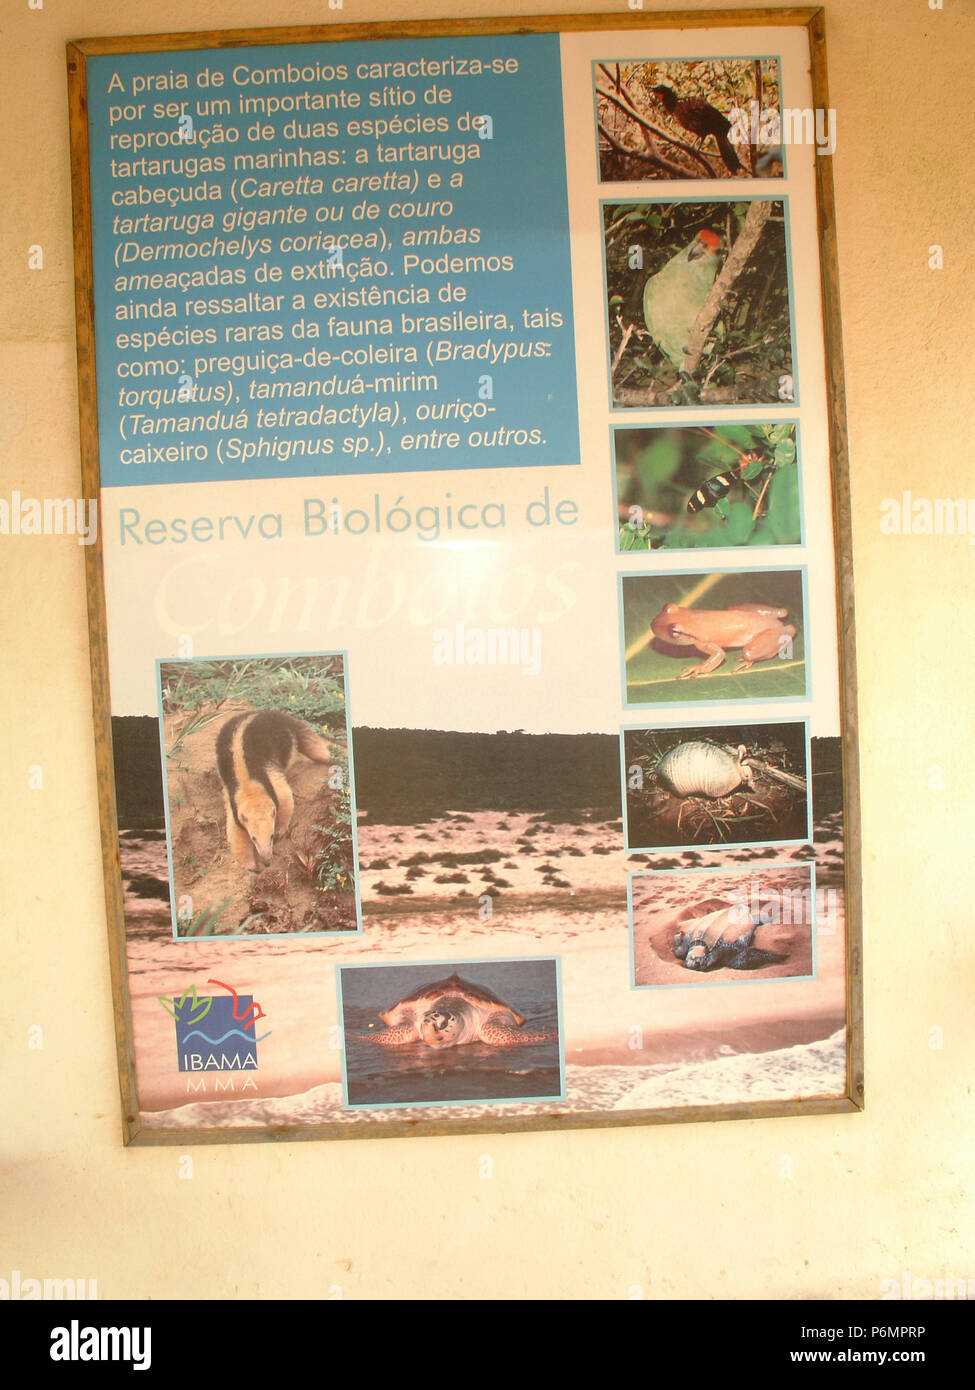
[617,562,811,710]
[336,954,566,1111]
[626,859,819,992]
[598,193,800,415]
[619,712,813,853]
[153,647,363,941]
[609,418,806,556]
[590,53,789,185]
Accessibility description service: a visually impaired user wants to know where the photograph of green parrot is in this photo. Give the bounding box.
[642,228,724,370]
[604,199,794,408]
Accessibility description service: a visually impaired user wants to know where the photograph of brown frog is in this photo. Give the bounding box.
[620,567,807,706]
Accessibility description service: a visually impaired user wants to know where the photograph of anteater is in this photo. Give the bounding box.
[216,710,331,874]
[156,654,360,939]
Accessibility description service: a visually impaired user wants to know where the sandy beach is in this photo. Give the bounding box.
[123,800,846,1118]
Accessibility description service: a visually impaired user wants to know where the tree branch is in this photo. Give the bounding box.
[597,120,686,179]
[751,59,762,176]
[680,200,773,377]
[595,84,716,178]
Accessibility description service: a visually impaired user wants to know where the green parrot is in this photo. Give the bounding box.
[642,228,724,370]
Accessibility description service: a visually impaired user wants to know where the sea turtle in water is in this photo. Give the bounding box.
[357,973,558,1048]
[673,902,790,972]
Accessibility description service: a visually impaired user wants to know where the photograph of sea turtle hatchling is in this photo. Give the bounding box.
[603,199,794,408]
[620,567,808,707]
[338,958,564,1108]
[623,718,810,851]
[157,654,360,939]
[629,863,818,989]
[594,57,783,182]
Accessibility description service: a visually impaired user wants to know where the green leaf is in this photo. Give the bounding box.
[724,501,755,545]
[713,425,758,451]
[637,433,681,485]
[767,467,801,543]
[765,423,792,444]
[740,455,768,482]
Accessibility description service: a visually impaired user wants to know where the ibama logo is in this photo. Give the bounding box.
[157,979,270,1076]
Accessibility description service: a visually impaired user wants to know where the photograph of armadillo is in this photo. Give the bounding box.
[622,719,811,851]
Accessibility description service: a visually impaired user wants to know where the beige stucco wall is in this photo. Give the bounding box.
[1,0,972,1300]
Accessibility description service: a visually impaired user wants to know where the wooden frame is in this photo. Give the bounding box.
[67,8,862,1145]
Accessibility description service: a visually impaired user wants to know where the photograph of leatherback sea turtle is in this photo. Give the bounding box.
[629,863,818,989]
[110,717,847,1128]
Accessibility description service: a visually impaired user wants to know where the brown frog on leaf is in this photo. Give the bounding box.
[650,602,796,678]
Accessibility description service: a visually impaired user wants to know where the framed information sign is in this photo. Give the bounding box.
[67,8,862,1144]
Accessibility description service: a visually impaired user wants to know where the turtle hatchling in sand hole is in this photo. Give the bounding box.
[357,973,558,1048]
[673,901,790,973]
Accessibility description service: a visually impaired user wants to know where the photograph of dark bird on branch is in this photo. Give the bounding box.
[603,198,795,409]
[594,57,783,182]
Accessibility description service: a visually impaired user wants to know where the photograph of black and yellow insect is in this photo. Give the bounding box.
[614,422,801,552]
[621,720,811,850]
[157,654,359,937]
[620,568,808,706]
[594,57,783,182]
[603,198,794,407]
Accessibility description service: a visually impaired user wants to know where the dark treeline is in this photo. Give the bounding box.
[110,716,839,831]
[110,718,623,828]
[113,716,166,827]
[350,728,622,823]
